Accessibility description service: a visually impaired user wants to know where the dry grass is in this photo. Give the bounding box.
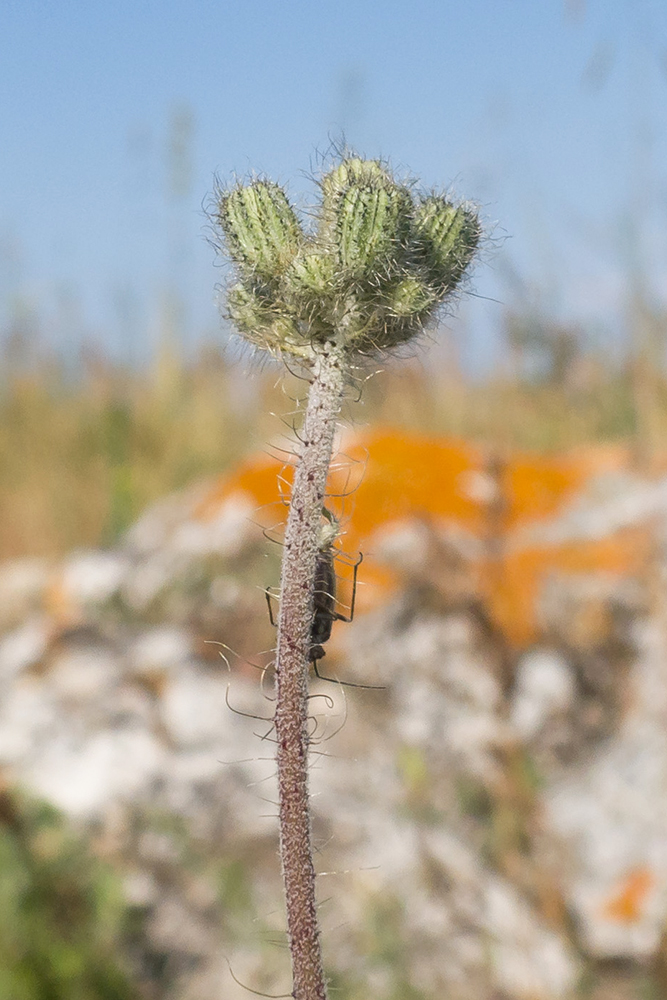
[0,344,276,558]
[0,334,664,561]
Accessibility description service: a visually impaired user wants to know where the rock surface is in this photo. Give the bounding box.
[3,464,667,997]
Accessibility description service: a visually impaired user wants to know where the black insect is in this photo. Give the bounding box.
[266,512,383,690]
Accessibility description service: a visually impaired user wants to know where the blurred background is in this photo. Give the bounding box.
[2,0,667,554]
[2,1,667,998]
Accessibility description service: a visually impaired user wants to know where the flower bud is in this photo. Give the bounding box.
[227,283,303,354]
[214,158,481,360]
[413,197,481,295]
[337,183,412,277]
[319,159,411,281]
[386,275,436,318]
[217,181,304,281]
[319,158,391,203]
[286,251,336,299]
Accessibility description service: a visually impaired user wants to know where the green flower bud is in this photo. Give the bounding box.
[227,283,306,355]
[385,275,436,318]
[227,282,272,334]
[286,250,336,299]
[318,158,411,281]
[320,158,391,203]
[413,196,481,295]
[214,157,481,360]
[336,182,412,277]
[217,181,304,281]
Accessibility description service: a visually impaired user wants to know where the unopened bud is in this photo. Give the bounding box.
[386,275,435,318]
[319,159,411,281]
[217,181,304,281]
[413,197,481,295]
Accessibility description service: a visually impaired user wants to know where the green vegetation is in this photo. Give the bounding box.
[0,788,138,1000]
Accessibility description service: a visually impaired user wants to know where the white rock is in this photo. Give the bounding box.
[422,826,481,885]
[170,494,256,558]
[108,684,156,728]
[513,471,667,546]
[48,646,121,703]
[121,551,182,612]
[483,877,579,999]
[162,749,277,841]
[420,829,579,998]
[160,665,265,752]
[544,618,667,959]
[26,726,165,819]
[160,666,230,748]
[59,550,130,607]
[124,487,257,561]
[351,811,423,880]
[123,869,159,907]
[387,615,506,780]
[537,571,640,643]
[128,626,192,677]
[372,518,482,574]
[457,468,501,506]
[123,482,207,554]
[208,576,242,609]
[511,648,576,741]
[0,616,49,683]
[0,678,58,765]
[349,824,581,1000]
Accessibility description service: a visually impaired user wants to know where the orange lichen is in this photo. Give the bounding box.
[195,427,651,646]
[329,430,487,536]
[482,528,651,645]
[195,455,286,523]
[601,868,655,923]
[500,443,630,529]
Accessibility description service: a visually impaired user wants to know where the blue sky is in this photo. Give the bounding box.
[1,0,667,368]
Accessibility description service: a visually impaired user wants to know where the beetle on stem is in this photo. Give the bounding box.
[266,508,383,690]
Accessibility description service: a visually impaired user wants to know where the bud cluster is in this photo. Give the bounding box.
[215,157,481,359]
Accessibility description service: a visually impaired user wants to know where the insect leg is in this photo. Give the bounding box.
[334,551,363,624]
[312,657,384,691]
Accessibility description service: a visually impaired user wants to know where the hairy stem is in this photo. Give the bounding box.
[274,342,346,1000]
